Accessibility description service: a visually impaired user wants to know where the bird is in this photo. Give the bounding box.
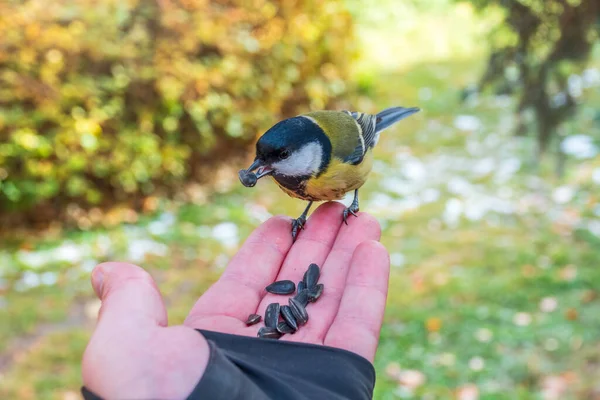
[238,106,420,241]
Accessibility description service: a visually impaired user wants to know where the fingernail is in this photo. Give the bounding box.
[92,268,104,298]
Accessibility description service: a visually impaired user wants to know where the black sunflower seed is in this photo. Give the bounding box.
[308,283,324,303]
[245,313,261,326]
[265,303,280,328]
[289,297,308,326]
[280,305,298,331]
[277,321,295,334]
[257,326,281,339]
[265,280,296,295]
[302,267,314,287]
[297,280,306,293]
[238,170,257,187]
[293,289,309,307]
[305,263,320,288]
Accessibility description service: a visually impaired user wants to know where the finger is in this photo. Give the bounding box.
[185,215,293,328]
[84,262,211,400]
[253,202,345,331]
[324,241,390,362]
[91,262,168,329]
[285,212,381,343]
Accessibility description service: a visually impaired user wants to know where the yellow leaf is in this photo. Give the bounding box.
[426,317,442,332]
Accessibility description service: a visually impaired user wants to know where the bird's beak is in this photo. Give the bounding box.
[246,158,274,179]
[239,158,273,188]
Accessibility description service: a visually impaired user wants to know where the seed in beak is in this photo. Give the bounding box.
[238,169,258,187]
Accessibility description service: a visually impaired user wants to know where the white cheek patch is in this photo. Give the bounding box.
[272,142,323,177]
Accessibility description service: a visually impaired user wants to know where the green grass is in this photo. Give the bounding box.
[2,2,600,398]
[1,330,91,400]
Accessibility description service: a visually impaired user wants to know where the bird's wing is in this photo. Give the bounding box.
[341,110,378,165]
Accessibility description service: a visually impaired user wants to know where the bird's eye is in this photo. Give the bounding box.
[279,150,290,160]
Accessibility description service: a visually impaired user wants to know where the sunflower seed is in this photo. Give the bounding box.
[280,305,298,331]
[289,297,308,326]
[265,303,280,328]
[305,263,320,288]
[245,313,261,326]
[265,280,296,295]
[308,283,324,303]
[294,289,309,307]
[297,280,306,293]
[277,321,295,334]
[257,326,281,339]
[238,169,257,187]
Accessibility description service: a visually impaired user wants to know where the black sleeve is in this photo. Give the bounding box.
[81,329,376,400]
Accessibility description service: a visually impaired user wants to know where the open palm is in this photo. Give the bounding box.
[82,202,390,400]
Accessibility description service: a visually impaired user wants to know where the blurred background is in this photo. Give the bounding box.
[1,0,599,398]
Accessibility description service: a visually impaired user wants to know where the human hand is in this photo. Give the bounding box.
[82,202,390,399]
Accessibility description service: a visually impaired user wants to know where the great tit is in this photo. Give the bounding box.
[239,106,420,240]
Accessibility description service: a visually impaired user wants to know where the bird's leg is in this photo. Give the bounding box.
[343,190,360,225]
[292,201,313,241]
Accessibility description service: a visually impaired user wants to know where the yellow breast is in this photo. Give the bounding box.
[304,150,373,201]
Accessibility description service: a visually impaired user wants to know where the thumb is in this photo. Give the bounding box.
[91,262,168,329]
[83,263,194,399]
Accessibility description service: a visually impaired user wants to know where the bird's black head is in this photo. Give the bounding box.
[240,116,331,184]
[256,117,315,165]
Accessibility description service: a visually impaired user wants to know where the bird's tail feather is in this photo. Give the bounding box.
[375,107,420,133]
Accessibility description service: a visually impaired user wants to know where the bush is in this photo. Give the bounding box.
[0,0,355,222]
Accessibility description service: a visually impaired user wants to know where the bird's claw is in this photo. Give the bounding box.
[291,216,307,241]
[342,207,359,225]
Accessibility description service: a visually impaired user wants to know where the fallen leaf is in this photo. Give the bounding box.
[539,297,558,313]
[385,362,402,380]
[582,290,597,303]
[426,317,442,332]
[143,196,159,212]
[456,384,479,400]
[565,308,578,321]
[398,370,426,389]
[561,371,578,385]
[19,242,33,251]
[521,264,537,278]
[411,271,425,292]
[513,312,532,326]
[559,265,577,282]
[540,375,568,400]
[386,363,426,390]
